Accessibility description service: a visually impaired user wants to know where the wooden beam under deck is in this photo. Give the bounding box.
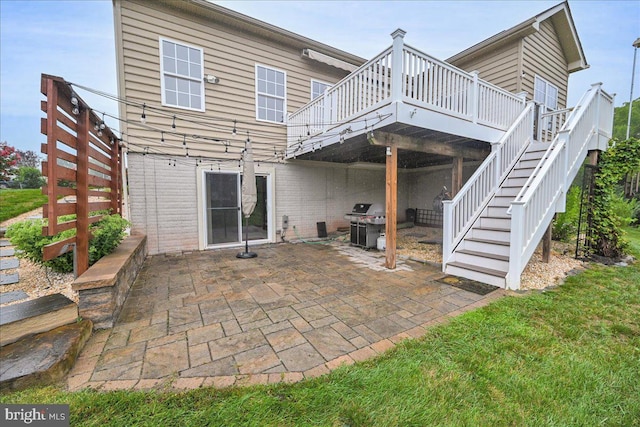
[370,131,490,160]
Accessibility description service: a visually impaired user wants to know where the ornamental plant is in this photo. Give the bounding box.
[590,137,640,258]
[1,142,21,181]
[6,214,130,274]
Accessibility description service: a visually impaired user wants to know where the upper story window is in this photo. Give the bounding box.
[311,80,331,100]
[160,38,204,111]
[256,64,286,123]
[534,75,558,110]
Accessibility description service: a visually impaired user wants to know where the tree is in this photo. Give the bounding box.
[613,98,640,140]
[0,142,21,181]
[16,166,45,189]
[16,149,41,168]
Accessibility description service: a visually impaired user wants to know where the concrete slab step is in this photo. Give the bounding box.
[0,240,10,247]
[0,293,78,347]
[0,290,29,305]
[0,273,19,285]
[0,319,92,392]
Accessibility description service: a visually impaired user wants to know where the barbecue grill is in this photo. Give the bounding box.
[344,203,385,248]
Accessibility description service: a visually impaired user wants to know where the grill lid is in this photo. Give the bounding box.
[351,203,371,214]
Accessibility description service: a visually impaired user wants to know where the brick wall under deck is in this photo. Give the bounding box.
[72,235,147,329]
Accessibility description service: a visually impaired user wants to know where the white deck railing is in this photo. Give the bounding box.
[287,31,525,150]
[507,84,614,289]
[442,103,535,264]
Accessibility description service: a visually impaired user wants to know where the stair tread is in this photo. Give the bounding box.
[481,215,511,220]
[457,249,509,261]
[465,237,510,246]
[447,261,507,277]
[0,293,75,326]
[475,226,510,232]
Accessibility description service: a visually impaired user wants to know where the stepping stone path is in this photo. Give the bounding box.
[0,227,19,285]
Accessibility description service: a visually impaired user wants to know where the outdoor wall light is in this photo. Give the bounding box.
[205,74,220,84]
[386,146,392,156]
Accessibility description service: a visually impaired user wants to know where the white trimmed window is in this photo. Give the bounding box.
[160,38,204,111]
[534,75,558,110]
[256,64,286,123]
[311,80,331,100]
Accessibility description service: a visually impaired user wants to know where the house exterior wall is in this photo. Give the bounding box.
[128,153,414,255]
[449,43,521,95]
[405,164,479,212]
[127,154,200,254]
[114,0,389,254]
[114,0,355,160]
[449,19,569,109]
[521,20,569,109]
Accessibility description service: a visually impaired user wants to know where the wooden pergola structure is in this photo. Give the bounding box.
[40,74,123,276]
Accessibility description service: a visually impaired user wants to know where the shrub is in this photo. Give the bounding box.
[6,214,130,274]
[16,166,45,189]
[552,185,581,242]
[610,191,640,228]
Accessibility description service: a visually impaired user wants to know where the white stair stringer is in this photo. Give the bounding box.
[444,143,551,288]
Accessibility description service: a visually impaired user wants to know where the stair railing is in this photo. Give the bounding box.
[442,102,534,266]
[507,84,614,289]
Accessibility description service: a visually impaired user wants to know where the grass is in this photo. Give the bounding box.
[2,230,639,426]
[0,188,47,222]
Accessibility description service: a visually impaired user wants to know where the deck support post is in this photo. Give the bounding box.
[385,145,398,269]
[588,150,599,166]
[542,219,553,263]
[451,156,463,197]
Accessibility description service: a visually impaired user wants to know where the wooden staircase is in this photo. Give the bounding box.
[446,142,550,287]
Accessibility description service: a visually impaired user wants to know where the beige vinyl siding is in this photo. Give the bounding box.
[521,20,569,109]
[448,42,520,94]
[117,0,350,160]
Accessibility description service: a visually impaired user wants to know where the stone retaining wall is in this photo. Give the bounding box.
[72,235,147,329]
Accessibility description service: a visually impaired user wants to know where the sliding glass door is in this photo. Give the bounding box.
[204,172,270,247]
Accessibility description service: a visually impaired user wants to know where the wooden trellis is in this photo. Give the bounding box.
[40,74,122,276]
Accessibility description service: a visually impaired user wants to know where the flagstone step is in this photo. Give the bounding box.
[0,319,92,392]
[0,273,19,285]
[0,290,29,305]
[1,258,19,270]
[0,247,15,257]
[0,293,78,347]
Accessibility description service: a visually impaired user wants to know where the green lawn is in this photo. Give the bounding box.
[0,188,47,223]
[2,230,639,426]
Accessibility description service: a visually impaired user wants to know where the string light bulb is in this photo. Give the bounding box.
[100,113,106,130]
[140,103,146,124]
[161,131,165,144]
[70,93,79,115]
[172,115,176,129]
[231,120,237,136]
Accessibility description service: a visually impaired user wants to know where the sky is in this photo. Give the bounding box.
[1,0,638,155]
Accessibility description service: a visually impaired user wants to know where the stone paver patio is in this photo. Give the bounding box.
[67,241,505,391]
